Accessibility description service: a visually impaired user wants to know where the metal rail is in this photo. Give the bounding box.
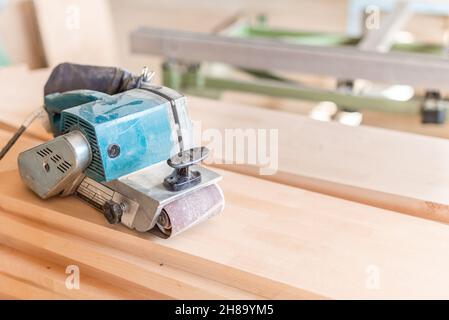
[130,27,449,90]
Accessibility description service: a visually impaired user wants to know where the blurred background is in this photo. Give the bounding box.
[2,0,449,138]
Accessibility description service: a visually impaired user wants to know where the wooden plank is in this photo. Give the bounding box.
[0,0,46,68]
[33,0,118,67]
[0,206,267,300]
[3,111,449,298]
[0,65,51,140]
[2,166,449,299]
[187,96,449,224]
[0,246,142,299]
[145,170,449,299]
[0,272,66,299]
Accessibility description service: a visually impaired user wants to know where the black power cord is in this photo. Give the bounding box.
[0,108,44,160]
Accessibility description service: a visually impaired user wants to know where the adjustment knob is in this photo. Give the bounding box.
[103,200,123,224]
[164,147,209,192]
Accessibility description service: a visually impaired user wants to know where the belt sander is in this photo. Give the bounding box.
[14,63,224,238]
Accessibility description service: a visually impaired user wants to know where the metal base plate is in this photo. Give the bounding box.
[107,162,223,233]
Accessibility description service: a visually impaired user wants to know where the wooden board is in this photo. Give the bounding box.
[33,0,118,67]
[187,96,449,224]
[0,205,264,300]
[0,0,46,68]
[0,65,51,140]
[2,127,449,299]
[0,246,144,299]
[4,167,449,299]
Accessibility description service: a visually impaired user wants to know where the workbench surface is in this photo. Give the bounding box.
[2,67,449,299]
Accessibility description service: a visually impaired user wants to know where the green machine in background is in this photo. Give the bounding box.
[0,44,10,67]
[160,14,449,125]
[0,0,10,67]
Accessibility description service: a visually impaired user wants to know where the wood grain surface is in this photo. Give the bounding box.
[2,155,449,298]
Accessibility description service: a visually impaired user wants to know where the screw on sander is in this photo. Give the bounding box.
[164,147,209,192]
[103,200,124,224]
